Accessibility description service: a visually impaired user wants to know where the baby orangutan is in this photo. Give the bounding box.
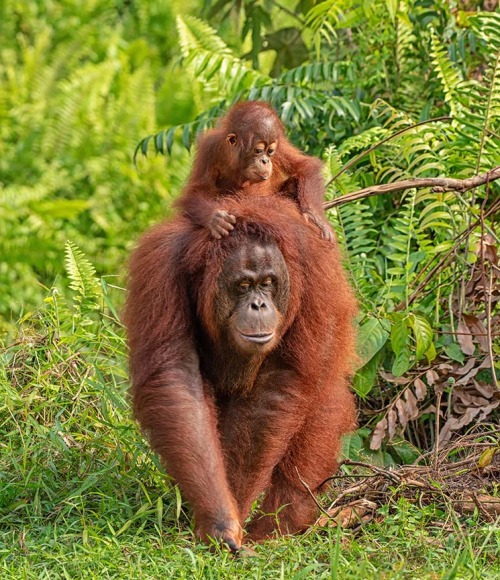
[175,100,333,241]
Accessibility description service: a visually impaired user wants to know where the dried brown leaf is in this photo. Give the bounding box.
[443,407,482,436]
[457,321,475,355]
[473,380,495,399]
[426,369,439,385]
[404,389,419,420]
[414,378,427,401]
[438,363,455,372]
[483,234,499,266]
[452,385,488,409]
[379,370,410,384]
[455,357,476,376]
[318,499,377,528]
[387,408,397,440]
[478,358,492,370]
[456,367,480,386]
[370,417,387,450]
[395,399,410,429]
[463,314,489,353]
[438,420,455,444]
[477,398,500,420]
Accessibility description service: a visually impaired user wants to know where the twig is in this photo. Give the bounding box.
[323,166,500,209]
[433,391,442,472]
[295,467,331,519]
[436,330,500,337]
[319,473,378,487]
[486,268,499,390]
[481,176,499,391]
[341,459,401,483]
[327,481,375,509]
[472,492,495,523]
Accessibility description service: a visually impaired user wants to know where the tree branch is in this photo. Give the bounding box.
[324,166,500,210]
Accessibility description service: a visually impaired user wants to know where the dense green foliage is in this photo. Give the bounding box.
[2,268,499,576]
[138,2,500,459]
[1,1,499,577]
[0,0,197,326]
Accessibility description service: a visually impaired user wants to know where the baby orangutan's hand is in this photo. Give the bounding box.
[209,209,236,239]
[303,209,334,242]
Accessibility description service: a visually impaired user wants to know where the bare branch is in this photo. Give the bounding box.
[324,166,500,210]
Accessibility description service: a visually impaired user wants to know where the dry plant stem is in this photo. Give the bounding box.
[342,460,401,483]
[437,330,499,337]
[472,492,495,523]
[324,165,500,209]
[480,178,499,390]
[327,480,375,510]
[433,391,442,472]
[326,116,452,187]
[295,467,331,518]
[316,429,499,529]
[487,267,498,390]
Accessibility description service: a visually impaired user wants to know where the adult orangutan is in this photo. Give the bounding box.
[124,195,356,552]
[175,100,333,241]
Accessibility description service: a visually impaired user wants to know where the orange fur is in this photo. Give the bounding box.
[174,101,327,231]
[124,196,357,548]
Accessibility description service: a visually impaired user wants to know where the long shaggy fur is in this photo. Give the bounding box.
[124,195,357,546]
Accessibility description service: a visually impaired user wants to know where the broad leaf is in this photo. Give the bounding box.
[356,317,390,368]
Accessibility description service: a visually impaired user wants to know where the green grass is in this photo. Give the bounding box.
[1,501,499,579]
[1,292,499,580]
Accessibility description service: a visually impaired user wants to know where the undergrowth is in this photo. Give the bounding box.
[1,248,498,578]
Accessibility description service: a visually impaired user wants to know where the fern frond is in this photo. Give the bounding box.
[338,127,391,158]
[382,190,417,306]
[64,241,101,310]
[177,15,233,57]
[332,199,379,301]
[305,0,342,45]
[176,16,265,95]
[278,61,343,85]
[430,34,462,116]
[446,13,500,173]
[305,0,364,47]
[324,144,361,196]
[470,12,500,51]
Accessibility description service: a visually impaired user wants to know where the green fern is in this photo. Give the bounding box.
[177,16,265,97]
[463,13,500,172]
[383,190,418,307]
[305,0,365,50]
[334,201,379,301]
[64,241,101,312]
[430,33,462,116]
[136,58,362,158]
